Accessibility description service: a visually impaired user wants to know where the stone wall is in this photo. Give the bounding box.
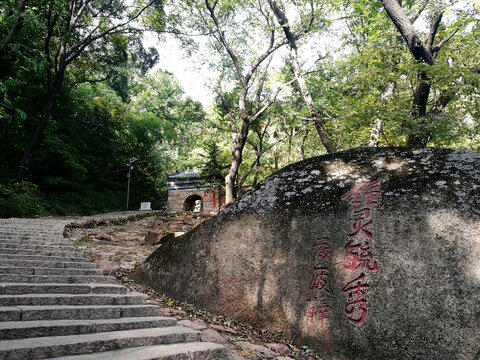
[137,147,480,360]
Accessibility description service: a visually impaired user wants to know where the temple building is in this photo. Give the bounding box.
[166,169,222,213]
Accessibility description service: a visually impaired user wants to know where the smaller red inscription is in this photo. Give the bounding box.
[313,237,330,263]
[309,267,330,291]
[342,273,369,325]
[304,305,316,325]
[317,304,329,328]
[305,237,331,328]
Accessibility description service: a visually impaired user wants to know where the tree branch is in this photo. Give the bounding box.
[65,0,156,64]
[381,0,434,65]
[67,75,108,91]
[237,132,289,188]
[410,0,428,23]
[426,11,443,48]
[0,0,27,57]
[248,77,297,124]
[433,28,460,54]
[205,0,244,84]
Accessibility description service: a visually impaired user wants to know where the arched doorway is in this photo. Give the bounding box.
[183,194,203,212]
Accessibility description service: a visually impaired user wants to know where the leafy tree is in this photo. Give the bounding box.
[170,0,294,204]
[7,0,166,180]
[381,0,478,145]
[267,0,337,153]
[201,140,228,188]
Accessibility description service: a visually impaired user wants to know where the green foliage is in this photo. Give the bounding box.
[0,0,479,218]
[201,141,229,188]
[0,181,49,218]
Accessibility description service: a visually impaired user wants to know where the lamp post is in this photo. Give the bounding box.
[126,157,137,210]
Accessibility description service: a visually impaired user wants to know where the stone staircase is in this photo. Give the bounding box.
[0,219,226,359]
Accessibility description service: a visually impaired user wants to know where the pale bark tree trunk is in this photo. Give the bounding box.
[205,0,286,205]
[300,129,309,160]
[267,0,336,153]
[224,122,249,205]
[368,118,384,147]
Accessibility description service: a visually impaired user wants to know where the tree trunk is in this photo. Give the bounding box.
[381,0,459,147]
[267,0,336,153]
[225,121,249,205]
[252,159,260,187]
[16,75,63,181]
[300,129,309,160]
[407,71,432,146]
[368,118,384,147]
[290,53,336,153]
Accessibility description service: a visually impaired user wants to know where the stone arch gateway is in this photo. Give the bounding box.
[137,147,480,360]
[166,169,221,213]
[183,194,203,212]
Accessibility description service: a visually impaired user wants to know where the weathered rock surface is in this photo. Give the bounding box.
[136,147,480,360]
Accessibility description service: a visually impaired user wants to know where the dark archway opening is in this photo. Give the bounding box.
[183,194,203,212]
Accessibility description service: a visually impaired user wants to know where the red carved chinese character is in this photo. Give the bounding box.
[313,237,330,263]
[309,267,330,291]
[349,209,373,239]
[317,292,330,305]
[317,304,329,328]
[362,180,382,205]
[305,305,316,325]
[342,273,369,325]
[336,241,378,271]
[341,183,366,204]
[342,181,382,205]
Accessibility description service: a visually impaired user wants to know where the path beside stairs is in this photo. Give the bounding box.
[0,217,226,359]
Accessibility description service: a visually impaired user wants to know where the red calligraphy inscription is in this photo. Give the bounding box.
[336,240,378,272]
[304,237,331,327]
[342,273,369,325]
[340,180,382,326]
[305,305,316,325]
[349,208,373,239]
[342,180,382,205]
[309,267,330,291]
[313,237,330,264]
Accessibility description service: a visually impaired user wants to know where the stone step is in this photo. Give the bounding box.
[0,304,165,321]
[0,233,64,238]
[0,317,176,340]
[0,254,90,263]
[0,237,66,243]
[0,248,78,257]
[0,326,200,359]
[0,293,147,306]
[0,274,115,284]
[0,236,63,240]
[46,342,227,360]
[1,259,97,269]
[0,242,75,251]
[0,283,128,295]
[0,266,102,276]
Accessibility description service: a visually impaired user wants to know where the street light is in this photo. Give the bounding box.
[126,157,138,210]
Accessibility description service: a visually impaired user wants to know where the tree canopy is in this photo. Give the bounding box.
[0,0,478,217]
